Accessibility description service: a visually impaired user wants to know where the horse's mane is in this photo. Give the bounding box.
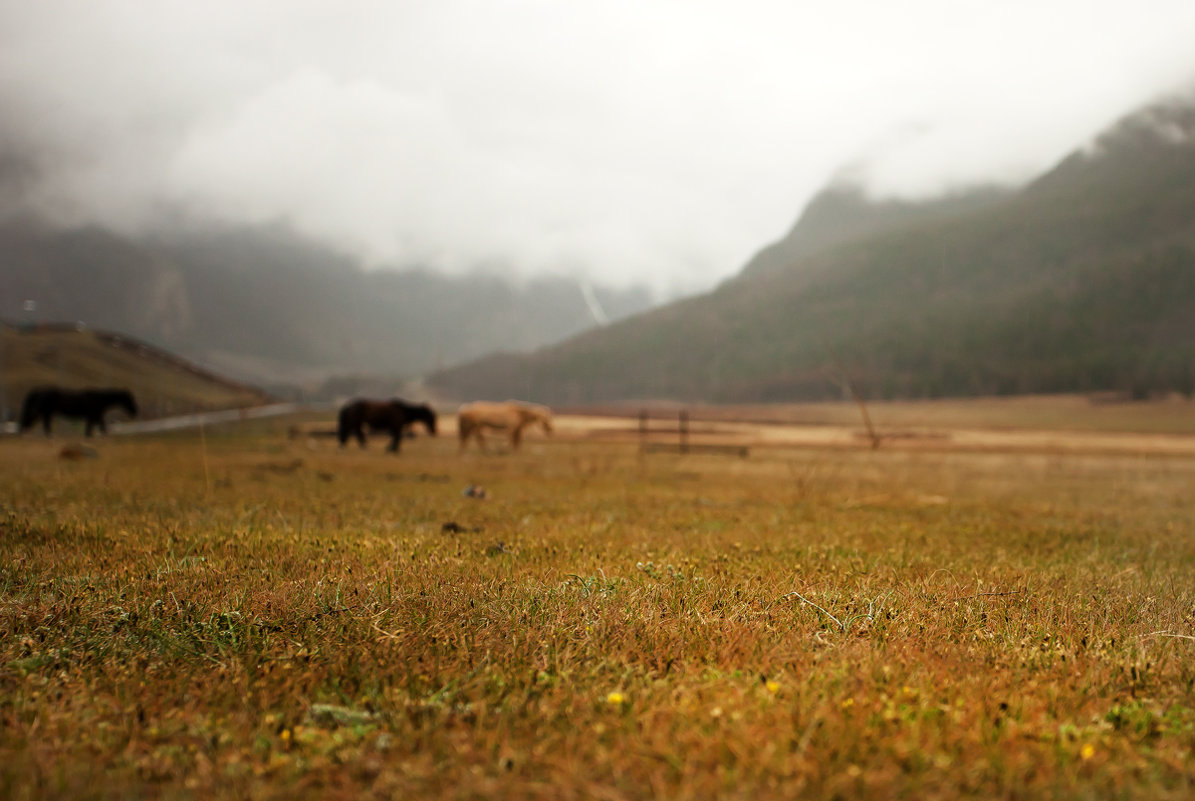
[508,400,551,422]
[96,388,137,410]
[397,400,437,430]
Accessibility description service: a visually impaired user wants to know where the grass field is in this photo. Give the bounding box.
[3,410,1195,799]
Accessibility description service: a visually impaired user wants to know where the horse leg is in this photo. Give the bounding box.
[511,422,526,449]
[355,426,367,448]
[387,425,402,453]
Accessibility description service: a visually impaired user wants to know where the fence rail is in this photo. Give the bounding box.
[638,409,749,458]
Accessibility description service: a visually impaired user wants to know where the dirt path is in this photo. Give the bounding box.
[550,414,1195,458]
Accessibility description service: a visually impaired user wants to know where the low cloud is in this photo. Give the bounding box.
[3,1,1195,294]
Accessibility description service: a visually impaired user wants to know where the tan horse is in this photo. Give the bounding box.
[458,400,553,452]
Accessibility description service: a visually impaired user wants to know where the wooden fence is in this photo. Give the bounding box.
[638,409,748,458]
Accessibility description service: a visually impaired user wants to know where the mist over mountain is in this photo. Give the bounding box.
[426,93,1195,405]
[0,216,653,393]
[6,4,1195,297]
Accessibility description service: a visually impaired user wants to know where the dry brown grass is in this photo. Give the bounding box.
[2,413,1195,799]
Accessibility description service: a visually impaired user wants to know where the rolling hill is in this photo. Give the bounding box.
[426,93,1195,405]
[1,322,273,425]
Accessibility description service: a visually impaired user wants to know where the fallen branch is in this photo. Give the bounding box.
[776,591,845,631]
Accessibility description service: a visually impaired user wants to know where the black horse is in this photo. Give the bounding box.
[19,387,138,437]
[337,398,437,452]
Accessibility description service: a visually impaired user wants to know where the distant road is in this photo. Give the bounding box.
[1,402,332,436]
[110,403,310,434]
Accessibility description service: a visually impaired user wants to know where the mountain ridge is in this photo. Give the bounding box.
[0,217,655,393]
[425,93,1195,405]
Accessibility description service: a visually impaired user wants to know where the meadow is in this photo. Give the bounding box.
[2,411,1195,799]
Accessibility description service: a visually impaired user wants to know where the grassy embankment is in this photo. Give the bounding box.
[1,324,272,422]
[2,413,1194,799]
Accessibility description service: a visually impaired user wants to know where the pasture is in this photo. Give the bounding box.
[3,405,1195,799]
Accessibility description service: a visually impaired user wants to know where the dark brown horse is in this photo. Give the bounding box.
[19,387,138,437]
[337,398,437,452]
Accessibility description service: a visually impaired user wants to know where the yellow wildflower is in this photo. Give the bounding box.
[1080,743,1095,761]
[606,692,626,706]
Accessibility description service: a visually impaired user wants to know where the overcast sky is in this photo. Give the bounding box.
[3,1,1195,296]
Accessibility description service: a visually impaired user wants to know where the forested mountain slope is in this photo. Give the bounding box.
[427,95,1195,404]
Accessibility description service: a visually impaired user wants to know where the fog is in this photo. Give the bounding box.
[3,1,1195,295]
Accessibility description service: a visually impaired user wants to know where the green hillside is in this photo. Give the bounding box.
[1,323,273,425]
[737,183,1009,280]
[427,94,1195,404]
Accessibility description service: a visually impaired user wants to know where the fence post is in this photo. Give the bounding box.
[639,409,648,454]
[679,410,689,454]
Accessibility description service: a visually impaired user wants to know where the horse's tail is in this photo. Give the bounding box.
[336,405,352,445]
[457,412,473,444]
